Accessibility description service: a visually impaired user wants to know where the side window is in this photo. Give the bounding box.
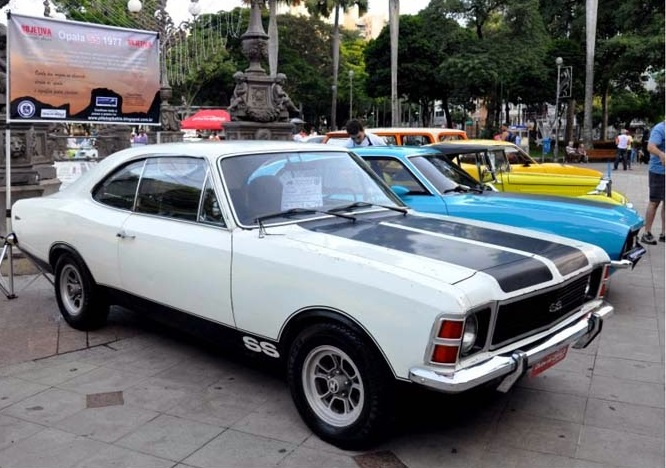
[382,135,397,145]
[199,175,226,226]
[136,157,206,221]
[457,152,479,165]
[92,160,145,210]
[402,135,428,146]
[492,150,510,171]
[366,157,427,194]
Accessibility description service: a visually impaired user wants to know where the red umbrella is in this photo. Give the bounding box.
[180,109,231,130]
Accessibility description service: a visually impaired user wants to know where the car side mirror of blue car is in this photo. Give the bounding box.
[391,185,410,197]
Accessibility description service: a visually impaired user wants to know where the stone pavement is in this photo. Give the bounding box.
[0,162,663,468]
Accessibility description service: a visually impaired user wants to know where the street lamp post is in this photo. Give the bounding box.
[554,56,563,162]
[348,70,354,120]
[127,0,201,138]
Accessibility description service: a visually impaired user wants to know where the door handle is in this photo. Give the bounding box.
[116,230,135,239]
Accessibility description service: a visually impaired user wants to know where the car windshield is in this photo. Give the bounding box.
[410,154,484,194]
[219,150,403,226]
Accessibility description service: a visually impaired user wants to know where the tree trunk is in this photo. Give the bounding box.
[582,0,597,148]
[330,6,340,130]
[389,0,399,126]
[268,0,278,77]
[602,85,609,140]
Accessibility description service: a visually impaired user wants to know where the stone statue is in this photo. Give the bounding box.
[160,103,180,132]
[9,135,26,160]
[272,73,298,116]
[228,72,248,115]
[46,123,69,160]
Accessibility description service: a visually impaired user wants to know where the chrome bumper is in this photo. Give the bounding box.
[612,243,646,270]
[409,300,613,394]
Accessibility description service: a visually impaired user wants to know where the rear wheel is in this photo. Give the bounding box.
[287,322,394,450]
[54,253,109,330]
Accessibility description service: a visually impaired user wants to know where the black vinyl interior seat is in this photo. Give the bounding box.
[241,175,284,224]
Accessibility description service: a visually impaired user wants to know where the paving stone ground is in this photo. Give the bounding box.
[0,162,663,468]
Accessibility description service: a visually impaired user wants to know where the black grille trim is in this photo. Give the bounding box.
[491,274,590,349]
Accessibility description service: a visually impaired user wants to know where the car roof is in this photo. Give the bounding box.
[107,140,341,161]
[427,141,496,153]
[351,146,442,157]
[62,141,347,195]
[455,139,518,148]
[325,128,467,137]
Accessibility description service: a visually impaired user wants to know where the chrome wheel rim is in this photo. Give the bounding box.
[302,345,364,427]
[59,264,84,317]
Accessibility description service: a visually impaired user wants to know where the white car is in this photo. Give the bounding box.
[11,141,613,449]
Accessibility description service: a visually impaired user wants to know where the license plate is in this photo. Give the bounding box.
[529,346,568,377]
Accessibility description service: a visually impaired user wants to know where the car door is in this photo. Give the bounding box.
[117,156,235,327]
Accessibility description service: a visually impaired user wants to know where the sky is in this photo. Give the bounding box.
[2,0,432,26]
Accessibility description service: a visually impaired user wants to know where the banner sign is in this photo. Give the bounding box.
[7,14,161,125]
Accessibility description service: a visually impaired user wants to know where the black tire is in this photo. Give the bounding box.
[54,253,109,331]
[287,322,394,450]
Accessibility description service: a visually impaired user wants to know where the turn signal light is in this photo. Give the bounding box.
[437,320,463,339]
[431,344,459,364]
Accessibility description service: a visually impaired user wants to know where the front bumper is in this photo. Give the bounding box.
[612,242,646,270]
[409,300,613,394]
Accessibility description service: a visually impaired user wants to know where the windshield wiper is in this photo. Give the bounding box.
[443,184,483,194]
[255,208,356,224]
[327,201,408,215]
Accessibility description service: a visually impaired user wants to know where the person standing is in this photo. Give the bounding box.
[640,121,665,245]
[614,129,631,170]
[344,119,386,147]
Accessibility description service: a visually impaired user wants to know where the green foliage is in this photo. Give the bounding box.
[51,0,158,29]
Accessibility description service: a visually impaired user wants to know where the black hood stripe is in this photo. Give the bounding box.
[303,220,553,292]
[388,216,589,276]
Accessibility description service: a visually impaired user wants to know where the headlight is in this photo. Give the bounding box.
[461,315,478,355]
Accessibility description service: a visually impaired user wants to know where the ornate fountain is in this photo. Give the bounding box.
[224,0,297,141]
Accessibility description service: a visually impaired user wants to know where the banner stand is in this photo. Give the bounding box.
[1,125,16,298]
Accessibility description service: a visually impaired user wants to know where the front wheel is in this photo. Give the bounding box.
[54,253,109,331]
[287,323,394,450]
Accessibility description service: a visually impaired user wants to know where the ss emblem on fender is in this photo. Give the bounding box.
[549,300,563,313]
[242,336,280,358]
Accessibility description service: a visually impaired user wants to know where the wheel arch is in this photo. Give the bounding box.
[49,243,98,283]
[278,307,398,380]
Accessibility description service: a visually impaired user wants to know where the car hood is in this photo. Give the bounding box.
[284,212,599,294]
[451,191,643,230]
[516,163,602,177]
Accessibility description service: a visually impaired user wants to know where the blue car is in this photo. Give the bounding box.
[352,146,645,270]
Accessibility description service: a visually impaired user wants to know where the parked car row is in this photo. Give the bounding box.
[325,128,631,207]
[10,139,635,449]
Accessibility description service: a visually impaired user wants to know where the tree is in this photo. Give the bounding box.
[51,0,159,28]
[304,0,368,130]
[389,0,399,126]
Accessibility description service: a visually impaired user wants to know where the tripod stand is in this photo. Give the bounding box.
[0,232,17,299]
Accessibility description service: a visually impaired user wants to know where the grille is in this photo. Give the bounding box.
[491,274,590,348]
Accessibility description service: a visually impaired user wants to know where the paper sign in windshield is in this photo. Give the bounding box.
[282,177,323,209]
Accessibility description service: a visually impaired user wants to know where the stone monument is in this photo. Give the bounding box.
[224,0,297,141]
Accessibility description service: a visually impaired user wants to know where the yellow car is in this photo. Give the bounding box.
[456,139,603,177]
[430,142,631,207]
